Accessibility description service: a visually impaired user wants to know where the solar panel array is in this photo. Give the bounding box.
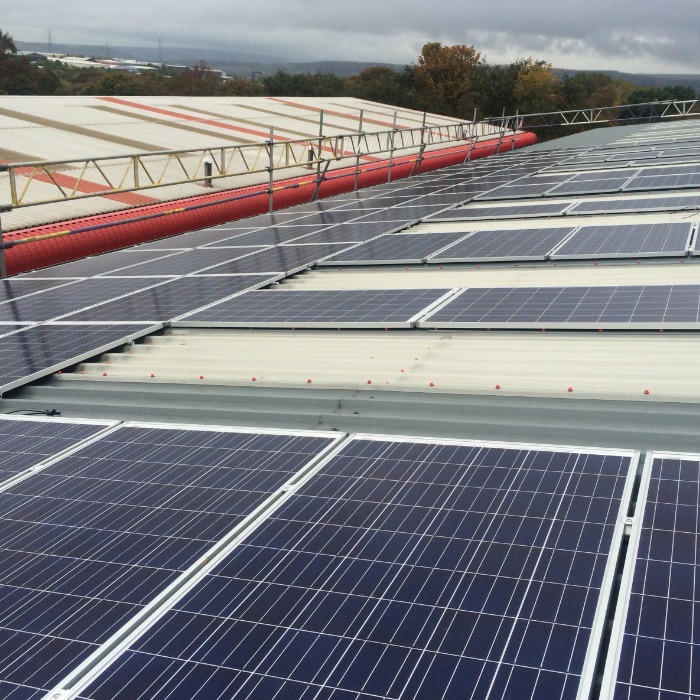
[56,434,635,700]
[428,227,577,263]
[425,201,574,221]
[178,288,456,328]
[567,193,700,215]
[601,451,700,699]
[477,161,700,201]
[420,284,700,330]
[317,232,469,265]
[551,222,693,259]
[0,415,114,481]
[0,419,341,698]
[4,123,700,392]
[0,324,158,393]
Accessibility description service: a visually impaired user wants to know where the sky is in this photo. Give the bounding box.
[6,0,699,74]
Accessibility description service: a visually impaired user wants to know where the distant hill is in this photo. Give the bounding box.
[557,68,700,92]
[210,60,404,77]
[15,41,287,66]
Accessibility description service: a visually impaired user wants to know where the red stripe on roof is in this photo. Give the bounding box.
[268,98,411,129]
[99,97,294,141]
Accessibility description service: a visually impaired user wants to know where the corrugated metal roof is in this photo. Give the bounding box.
[55,327,700,403]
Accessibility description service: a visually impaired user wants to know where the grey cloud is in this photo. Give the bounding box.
[5,0,699,73]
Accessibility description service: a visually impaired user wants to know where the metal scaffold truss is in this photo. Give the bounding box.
[492,98,699,131]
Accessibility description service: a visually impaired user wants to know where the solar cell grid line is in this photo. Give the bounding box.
[77,435,637,700]
[599,451,700,700]
[0,323,159,394]
[0,422,342,697]
[417,284,700,330]
[550,222,693,260]
[427,227,577,264]
[316,232,472,266]
[54,275,279,323]
[0,416,116,486]
[0,278,167,323]
[2,684,46,700]
[174,288,457,328]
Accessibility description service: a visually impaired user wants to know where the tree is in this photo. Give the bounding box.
[513,58,561,114]
[346,66,403,105]
[561,71,613,109]
[170,61,223,96]
[413,42,483,117]
[628,85,697,103]
[0,29,16,56]
[0,27,47,95]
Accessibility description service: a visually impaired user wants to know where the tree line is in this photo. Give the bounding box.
[1,29,696,122]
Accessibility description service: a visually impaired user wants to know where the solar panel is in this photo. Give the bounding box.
[194,244,354,275]
[349,209,423,225]
[419,285,700,330]
[392,203,453,219]
[568,194,700,215]
[56,275,277,322]
[134,228,267,249]
[17,251,185,278]
[285,209,372,226]
[289,220,411,244]
[317,232,469,265]
[78,435,636,700]
[99,248,268,277]
[228,211,319,228]
[601,452,700,699]
[201,225,334,247]
[403,192,472,206]
[0,423,340,696]
[428,227,576,263]
[546,177,632,197]
[176,288,456,328]
[0,415,114,483]
[624,172,700,191]
[425,202,571,221]
[551,223,692,259]
[475,180,566,201]
[0,323,158,393]
[0,278,163,323]
[0,278,76,300]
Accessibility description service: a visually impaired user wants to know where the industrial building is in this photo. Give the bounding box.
[0,94,697,699]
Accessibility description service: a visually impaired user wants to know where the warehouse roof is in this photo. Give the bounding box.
[1,114,700,699]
